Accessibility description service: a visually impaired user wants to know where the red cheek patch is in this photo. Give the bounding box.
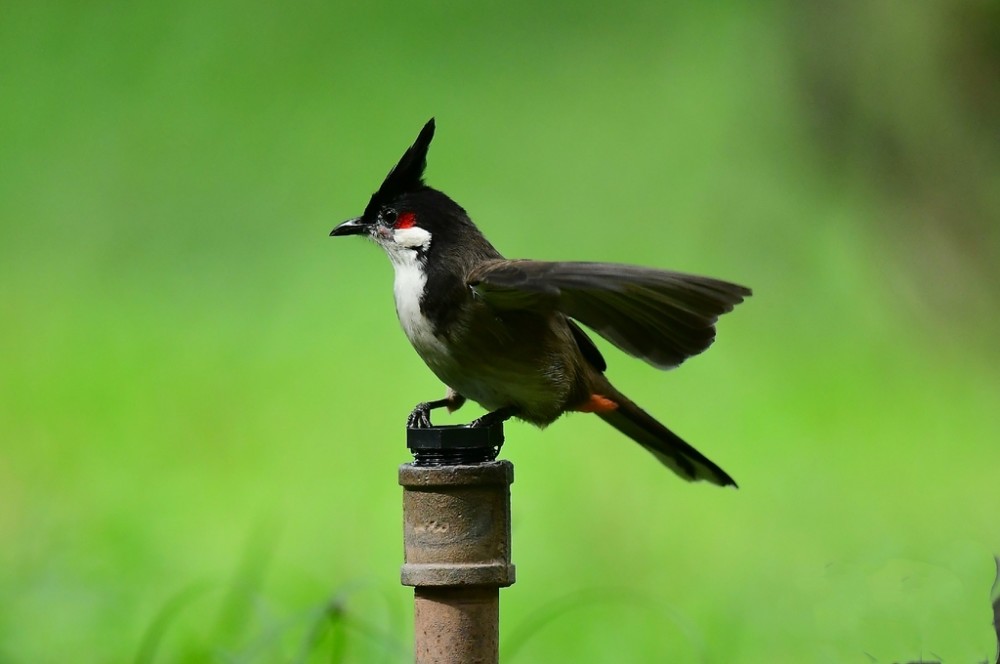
[395,212,416,229]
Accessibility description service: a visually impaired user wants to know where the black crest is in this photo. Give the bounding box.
[363,119,435,221]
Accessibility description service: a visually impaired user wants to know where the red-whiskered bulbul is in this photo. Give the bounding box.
[331,120,750,487]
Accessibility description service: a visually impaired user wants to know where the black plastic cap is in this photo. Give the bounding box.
[406,424,504,466]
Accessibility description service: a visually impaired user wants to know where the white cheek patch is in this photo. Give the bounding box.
[393,226,432,249]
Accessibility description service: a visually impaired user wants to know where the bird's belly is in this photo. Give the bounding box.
[404,319,572,420]
[425,349,566,414]
[398,302,452,363]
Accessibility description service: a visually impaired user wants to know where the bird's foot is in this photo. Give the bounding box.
[468,407,516,429]
[407,403,435,429]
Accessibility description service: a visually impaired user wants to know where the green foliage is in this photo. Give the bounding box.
[1,0,998,661]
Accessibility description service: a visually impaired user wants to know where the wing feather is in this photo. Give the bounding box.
[469,260,750,369]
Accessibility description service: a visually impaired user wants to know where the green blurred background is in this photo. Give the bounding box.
[2,1,999,661]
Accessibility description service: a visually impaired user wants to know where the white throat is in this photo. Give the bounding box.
[389,247,427,325]
[381,228,447,359]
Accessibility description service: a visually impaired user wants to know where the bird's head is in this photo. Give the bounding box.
[331,119,473,263]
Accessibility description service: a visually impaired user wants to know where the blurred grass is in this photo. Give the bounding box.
[2,0,999,662]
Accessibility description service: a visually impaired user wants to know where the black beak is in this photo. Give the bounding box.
[330,216,368,237]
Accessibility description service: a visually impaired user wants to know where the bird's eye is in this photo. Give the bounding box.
[382,209,397,224]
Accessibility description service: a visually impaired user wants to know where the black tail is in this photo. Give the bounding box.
[597,388,737,487]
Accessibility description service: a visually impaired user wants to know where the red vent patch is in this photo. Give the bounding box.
[575,394,619,413]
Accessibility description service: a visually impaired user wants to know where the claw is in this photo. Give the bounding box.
[407,403,434,429]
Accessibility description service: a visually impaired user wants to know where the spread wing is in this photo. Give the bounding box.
[468,260,751,370]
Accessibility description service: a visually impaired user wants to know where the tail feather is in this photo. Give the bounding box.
[597,389,737,487]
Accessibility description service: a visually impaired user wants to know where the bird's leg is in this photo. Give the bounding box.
[468,406,516,429]
[406,389,466,429]
[407,399,448,429]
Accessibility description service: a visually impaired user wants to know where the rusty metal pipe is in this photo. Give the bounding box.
[400,424,515,664]
[413,587,499,663]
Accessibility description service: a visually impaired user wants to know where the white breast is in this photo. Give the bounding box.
[388,247,451,361]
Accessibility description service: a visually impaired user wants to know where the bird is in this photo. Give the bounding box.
[330,119,750,486]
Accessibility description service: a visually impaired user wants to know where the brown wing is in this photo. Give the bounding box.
[468,260,750,370]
